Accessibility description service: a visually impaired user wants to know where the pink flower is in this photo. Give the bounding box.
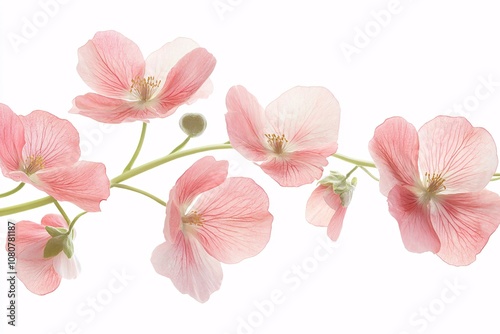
[225,86,340,187]
[369,116,500,265]
[71,30,216,123]
[0,104,110,212]
[8,214,80,295]
[151,156,273,302]
[306,172,356,241]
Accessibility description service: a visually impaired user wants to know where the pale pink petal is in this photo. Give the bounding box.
[368,117,420,196]
[19,110,80,168]
[193,177,273,264]
[388,185,440,253]
[186,79,214,104]
[41,214,68,228]
[225,86,268,161]
[16,258,61,295]
[154,48,216,116]
[172,156,227,207]
[265,86,340,156]
[144,37,200,87]
[164,189,183,242]
[418,116,498,193]
[77,30,145,98]
[36,161,110,212]
[306,185,335,227]
[9,221,50,260]
[53,253,81,279]
[151,232,222,303]
[71,93,159,123]
[327,206,347,242]
[260,151,328,187]
[0,104,24,174]
[430,191,500,266]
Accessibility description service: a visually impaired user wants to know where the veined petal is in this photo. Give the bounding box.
[306,185,335,227]
[172,156,227,208]
[388,185,441,253]
[71,93,159,123]
[155,48,216,116]
[225,86,268,161]
[8,221,50,260]
[418,116,498,193]
[369,117,420,196]
[144,37,201,87]
[260,151,328,187]
[77,30,145,98]
[164,189,183,242]
[151,232,222,303]
[327,206,347,242]
[193,177,273,264]
[0,104,24,174]
[20,110,80,168]
[36,162,110,212]
[430,191,500,266]
[265,86,340,156]
[16,258,61,295]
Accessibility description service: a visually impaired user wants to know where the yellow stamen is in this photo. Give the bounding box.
[265,133,288,155]
[24,155,45,175]
[424,172,446,193]
[182,210,204,226]
[129,76,161,101]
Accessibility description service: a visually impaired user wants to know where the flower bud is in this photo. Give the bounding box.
[319,171,356,207]
[179,113,207,137]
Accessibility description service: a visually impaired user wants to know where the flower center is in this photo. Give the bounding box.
[424,172,446,194]
[181,210,204,227]
[23,155,45,175]
[129,76,161,101]
[265,133,288,155]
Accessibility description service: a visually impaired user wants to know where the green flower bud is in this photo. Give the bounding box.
[179,113,207,137]
[318,171,357,207]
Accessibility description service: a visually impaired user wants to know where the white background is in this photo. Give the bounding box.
[1,0,500,333]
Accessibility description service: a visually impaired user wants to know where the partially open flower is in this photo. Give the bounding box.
[7,214,80,295]
[306,171,356,241]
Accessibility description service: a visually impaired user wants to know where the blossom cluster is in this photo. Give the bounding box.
[1,30,499,303]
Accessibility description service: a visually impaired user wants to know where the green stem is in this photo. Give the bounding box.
[359,166,380,182]
[68,212,87,233]
[0,183,25,198]
[111,183,166,206]
[491,177,500,182]
[0,143,233,216]
[123,122,148,173]
[332,153,376,168]
[0,196,53,216]
[169,136,191,155]
[345,166,358,179]
[53,200,70,225]
[112,143,232,184]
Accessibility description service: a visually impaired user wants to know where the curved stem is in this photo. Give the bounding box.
[69,212,87,233]
[0,183,25,198]
[1,143,233,216]
[359,166,380,182]
[0,196,53,216]
[169,136,191,155]
[345,166,358,179]
[112,143,232,184]
[53,200,70,225]
[332,153,376,168]
[123,122,148,173]
[112,183,166,206]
